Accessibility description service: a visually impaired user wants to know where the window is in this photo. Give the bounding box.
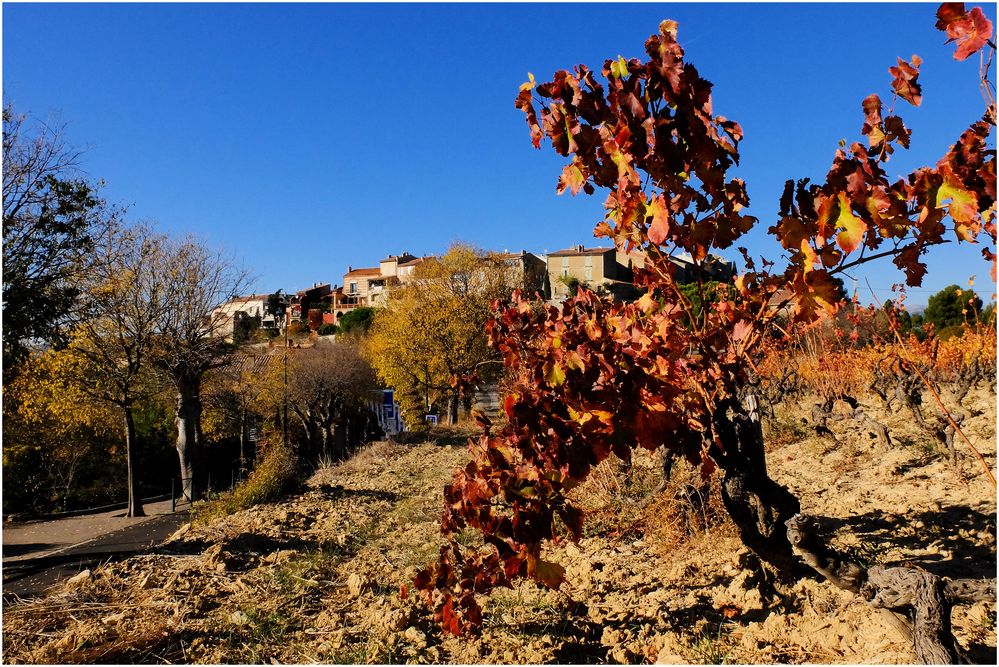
[349,281,357,294]
[584,267,592,280]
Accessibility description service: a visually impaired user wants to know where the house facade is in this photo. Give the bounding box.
[546,246,622,299]
[211,293,275,342]
[547,245,737,301]
[495,250,548,295]
[332,253,423,319]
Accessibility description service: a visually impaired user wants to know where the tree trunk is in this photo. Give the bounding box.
[307,419,324,460]
[447,391,459,425]
[174,377,202,502]
[712,397,800,575]
[239,403,247,476]
[334,423,347,460]
[124,407,145,518]
[321,419,334,461]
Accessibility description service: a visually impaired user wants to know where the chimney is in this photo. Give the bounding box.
[348,265,352,272]
[577,244,584,252]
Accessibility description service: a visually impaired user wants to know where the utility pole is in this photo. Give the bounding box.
[282,294,289,450]
[269,289,290,450]
[284,316,289,449]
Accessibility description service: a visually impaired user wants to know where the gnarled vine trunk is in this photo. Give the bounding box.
[787,513,996,664]
[710,397,801,574]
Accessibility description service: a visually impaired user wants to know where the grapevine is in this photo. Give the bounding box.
[416,4,996,641]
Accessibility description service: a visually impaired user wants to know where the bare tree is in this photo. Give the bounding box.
[69,222,169,517]
[153,237,253,502]
[287,340,378,461]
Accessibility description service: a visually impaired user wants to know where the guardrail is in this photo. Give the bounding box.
[5,468,248,524]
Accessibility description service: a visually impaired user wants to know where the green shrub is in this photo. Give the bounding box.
[254,327,280,342]
[924,284,983,330]
[559,275,584,296]
[195,440,299,524]
[937,324,966,341]
[317,323,337,336]
[337,307,376,335]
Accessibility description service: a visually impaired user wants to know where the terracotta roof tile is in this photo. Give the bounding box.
[547,247,615,257]
[344,267,381,278]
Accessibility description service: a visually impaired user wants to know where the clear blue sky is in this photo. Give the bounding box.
[4,2,995,308]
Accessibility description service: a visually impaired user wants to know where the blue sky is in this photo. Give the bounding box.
[3,2,995,307]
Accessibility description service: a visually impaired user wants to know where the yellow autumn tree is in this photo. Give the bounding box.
[366,243,518,424]
[3,346,120,511]
[67,222,169,517]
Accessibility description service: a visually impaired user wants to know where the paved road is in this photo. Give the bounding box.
[2,500,190,603]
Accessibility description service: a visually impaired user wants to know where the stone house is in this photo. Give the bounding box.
[211,293,276,342]
[547,245,736,301]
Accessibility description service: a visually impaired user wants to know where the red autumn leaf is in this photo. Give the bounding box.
[983,247,996,282]
[834,193,868,254]
[503,393,517,420]
[935,3,968,31]
[883,115,911,149]
[937,4,994,60]
[515,86,543,149]
[503,554,525,579]
[462,597,483,628]
[413,565,434,591]
[861,94,885,147]
[771,215,813,252]
[646,195,671,245]
[557,504,585,540]
[793,270,846,321]
[557,161,587,195]
[888,55,922,106]
[719,603,743,619]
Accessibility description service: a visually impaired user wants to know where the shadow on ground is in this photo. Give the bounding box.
[823,503,997,579]
[2,543,59,558]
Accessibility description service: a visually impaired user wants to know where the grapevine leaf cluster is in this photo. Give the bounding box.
[415,5,996,635]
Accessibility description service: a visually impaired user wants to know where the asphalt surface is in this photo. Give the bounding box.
[2,505,190,604]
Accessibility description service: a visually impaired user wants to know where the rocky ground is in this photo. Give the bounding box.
[2,386,996,664]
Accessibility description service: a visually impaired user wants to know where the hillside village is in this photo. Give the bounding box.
[213,245,736,341]
[4,4,996,665]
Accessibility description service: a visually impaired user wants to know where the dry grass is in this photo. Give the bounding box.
[571,449,735,552]
[194,439,300,525]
